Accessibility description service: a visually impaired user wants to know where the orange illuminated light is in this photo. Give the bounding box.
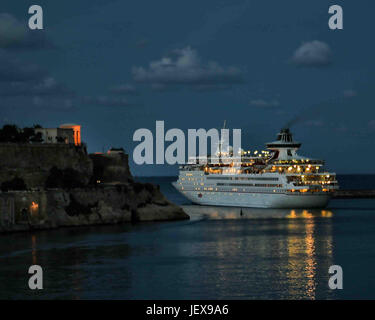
[60,124,81,146]
[30,201,39,217]
[31,201,39,210]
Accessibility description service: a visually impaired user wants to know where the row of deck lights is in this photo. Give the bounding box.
[285,164,320,173]
[274,159,312,164]
[242,150,270,157]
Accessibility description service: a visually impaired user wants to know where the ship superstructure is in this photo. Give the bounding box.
[172,128,338,208]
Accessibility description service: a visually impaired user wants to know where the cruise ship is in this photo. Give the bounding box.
[172,128,339,208]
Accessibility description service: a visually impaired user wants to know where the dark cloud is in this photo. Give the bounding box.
[0,77,74,97]
[135,39,149,48]
[82,95,138,107]
[249,99,279,107]
[335,124,348,133]
[31,96,75,110]
[0,13,54,50]
[0,49,74,113]
[0,51,73,98]
[150,83,176,92]
[291,41,332,67]
[0,94,75,112]
[109,83,138,95]
[0,50,43,82]
[343,89,357,98]
[192,84,232,92]
[132,46,244,89]
[0,15,70,112]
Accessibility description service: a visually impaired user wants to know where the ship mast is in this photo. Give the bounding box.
[218,120,227,163]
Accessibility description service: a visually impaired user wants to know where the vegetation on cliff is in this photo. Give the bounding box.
[0,124,43,143]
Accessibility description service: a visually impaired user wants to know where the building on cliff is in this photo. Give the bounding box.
[60,124,81,146]
[90,148,131,185]
[107,147,126,155]
[35,127,74,144]
[35,124,81,146]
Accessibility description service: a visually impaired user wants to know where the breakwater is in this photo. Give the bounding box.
[333,189,375,198]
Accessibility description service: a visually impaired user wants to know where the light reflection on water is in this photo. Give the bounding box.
[181,206,334,300]
[1,201,374,299]
[182,205,334,220]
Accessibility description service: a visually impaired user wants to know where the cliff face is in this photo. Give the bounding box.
[0,143,189,233]
[90,152,132,184]
[0,183,188,233]
[0,143,92,188]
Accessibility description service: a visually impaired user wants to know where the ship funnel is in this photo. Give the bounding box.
[277,128,294,143]
[266,128,302,160]
[266,128,301,150]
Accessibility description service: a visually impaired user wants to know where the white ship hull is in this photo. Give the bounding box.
[172,183,330,208]
[172,128,338,209]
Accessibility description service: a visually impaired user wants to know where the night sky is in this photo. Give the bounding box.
[1,1,374,175]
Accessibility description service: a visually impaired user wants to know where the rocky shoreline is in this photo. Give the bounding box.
[0,182,189,234]
[0,139,189,234]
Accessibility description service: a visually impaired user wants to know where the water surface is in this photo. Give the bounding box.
[0,176,375,299]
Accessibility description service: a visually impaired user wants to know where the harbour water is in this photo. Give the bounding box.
[1,176,375,299]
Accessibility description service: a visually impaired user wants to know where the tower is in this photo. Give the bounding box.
[60,124,81,146]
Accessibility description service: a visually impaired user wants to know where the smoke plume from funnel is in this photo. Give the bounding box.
[283,114,305,129]
[282,97,338,130]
